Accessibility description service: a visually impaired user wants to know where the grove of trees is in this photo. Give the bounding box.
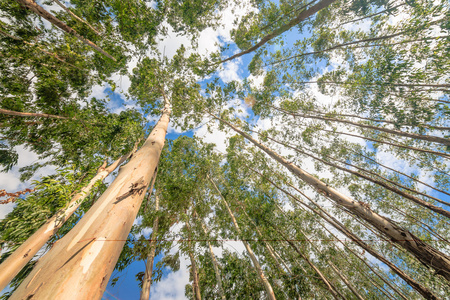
[0,0,449,299]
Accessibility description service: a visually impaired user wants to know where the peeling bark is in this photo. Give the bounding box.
[0,153,132,292]
[10,102,171,300]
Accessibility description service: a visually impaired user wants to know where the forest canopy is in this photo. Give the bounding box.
[0,0,449,299]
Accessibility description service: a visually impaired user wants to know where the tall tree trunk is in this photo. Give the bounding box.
[196,215,226,300]
[261,132,450,212]
[140,194,160,300]
[264,170,440,300]
[321,128,450,159]
[220,0,337,63]
[15,0,116,61]
[52,0,100,35]
[208,176,277,300]
[211,113,450,283]
[317,215,413,300]
[185,220,202,300]
[10,101,171,300]
[272,105,450,147]
[0,151,134,292]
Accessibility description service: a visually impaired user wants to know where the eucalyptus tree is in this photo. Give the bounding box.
[1,0,449,298]
[0,145,138,292]
[7,53,178,298]
[223,134,446,298]
[0,163,109,297]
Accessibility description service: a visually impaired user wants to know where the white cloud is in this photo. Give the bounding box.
[218,58,243,83]
[149,253,190,300]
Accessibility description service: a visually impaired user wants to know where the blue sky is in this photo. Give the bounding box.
[1,1,449,299]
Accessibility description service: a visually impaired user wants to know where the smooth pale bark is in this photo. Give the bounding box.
[211,114,450,282]
[220,0,337,63]
[140,194,160,300]
[261,133,450,213]
[0,108,70,120]
[0,153,132,292]
[272,105,450,147]
[185,221,201,300]
[208,176,277,300]
[197,216,226,300]
[52,0,100,35]
[15,0,115,61]
[10,102,171,300]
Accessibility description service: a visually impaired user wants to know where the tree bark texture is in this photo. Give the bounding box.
[10,103,171,300]
[0,154,131,292]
